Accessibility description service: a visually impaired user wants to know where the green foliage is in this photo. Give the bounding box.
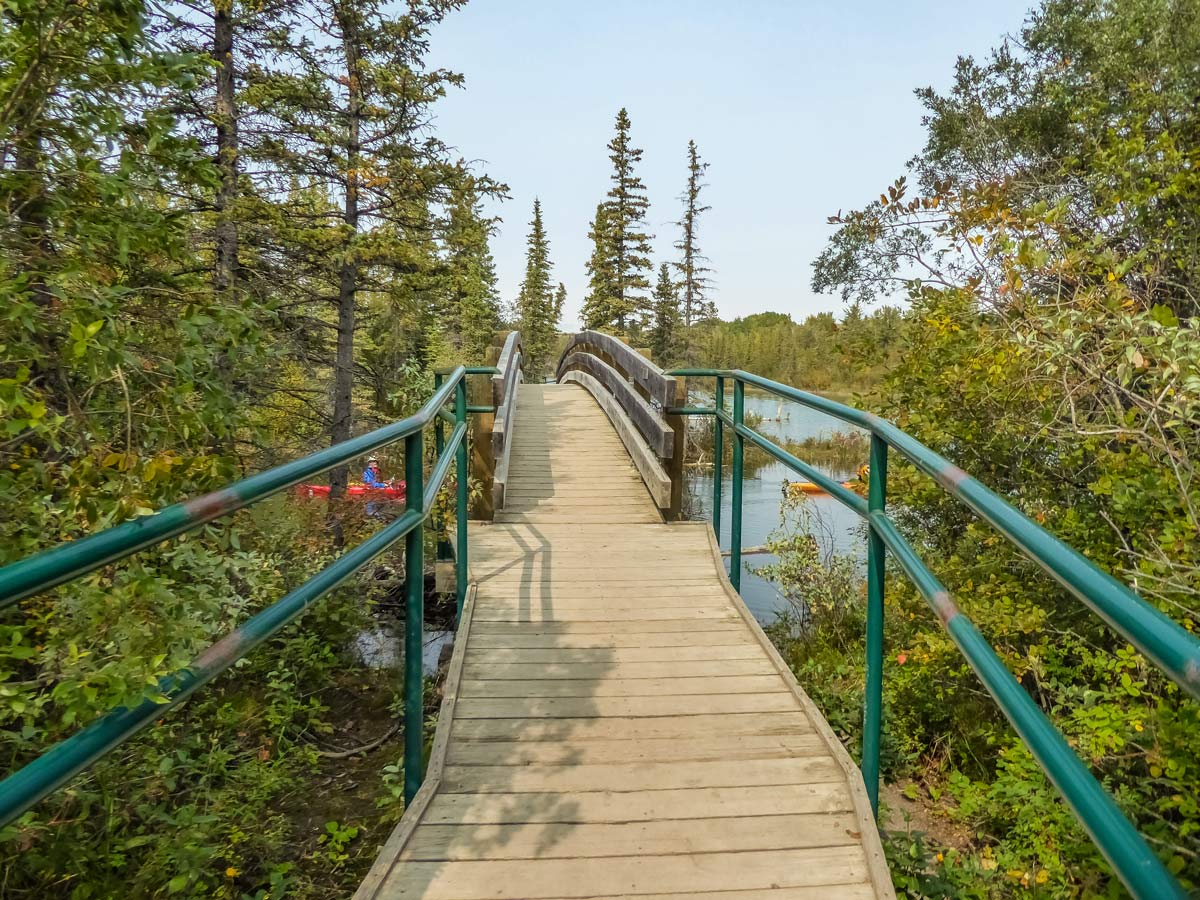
[673,139,714,326]
[443,174,502,363]
[648,263,681,364]
[700,307,904,391]
[582,202,618,330]
[584,108,654,331]
[0,0,498,894]
[515,198,561,379]
[800,0,1200,894]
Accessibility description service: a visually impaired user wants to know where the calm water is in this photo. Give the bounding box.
[686,389,867,624]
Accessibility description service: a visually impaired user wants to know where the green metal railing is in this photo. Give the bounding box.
[0,364,497,827]
[667,367,1200,900]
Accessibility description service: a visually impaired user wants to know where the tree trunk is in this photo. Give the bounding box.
[212,0,239,296]
[328,6,361,511]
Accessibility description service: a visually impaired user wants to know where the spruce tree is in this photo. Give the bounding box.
[554,282,567,325]
[243,0,467,501]
[444,172,501,362]
[603,108,653,330]
[516,199,559,378]
[649,263,681,362]
[673,139,714,325]
[582,202,617,329]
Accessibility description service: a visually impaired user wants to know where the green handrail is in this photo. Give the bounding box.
[0,365,496,827]
[667,367,1198,900]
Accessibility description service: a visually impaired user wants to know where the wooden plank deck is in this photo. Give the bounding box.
[358,383,894,900]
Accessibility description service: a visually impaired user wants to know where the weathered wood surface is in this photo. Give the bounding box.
[557,371,672,509]
[556,329,677,408]
[557,351,673,456]
[490,331,523,512]
[358,382,894,900]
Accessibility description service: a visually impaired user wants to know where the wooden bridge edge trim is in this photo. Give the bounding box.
[698,523,896,899]
[353,571,480,900]
[354,520,896,900]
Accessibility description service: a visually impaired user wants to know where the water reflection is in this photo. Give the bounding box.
[686,388,867,624]
[352,624,453,675]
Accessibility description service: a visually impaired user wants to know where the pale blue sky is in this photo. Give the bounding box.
[427,1,1032,329]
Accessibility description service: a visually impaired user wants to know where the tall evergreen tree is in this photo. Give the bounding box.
[516,199,559,378]
[244,0,466,501]
[581,202,617,329]
[673,139,714,325]
[444,172,501,362]
[649,263,681,362]
[554,282,567,325]
[603,107,653,330]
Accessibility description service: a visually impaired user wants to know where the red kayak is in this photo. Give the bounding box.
[292,481,406,501]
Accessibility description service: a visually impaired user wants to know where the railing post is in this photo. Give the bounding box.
[862,434,888,815]
[403,428,425,806]
[470,350,498,520]
[455,377,469,622]
[664,375,687,520]
[729,378,745,591]
[712,376,724,540]
[433,372,451,562]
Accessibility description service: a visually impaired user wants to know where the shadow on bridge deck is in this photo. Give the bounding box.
[356,383,893,900]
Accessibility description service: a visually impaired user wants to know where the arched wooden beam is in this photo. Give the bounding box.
[556,353,673,458]
[556,330,677,409]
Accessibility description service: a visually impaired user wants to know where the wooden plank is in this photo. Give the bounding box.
[450,712,817,742]
[497,513,665,524]
[467,618,740,635]
[469,607,738,623]
[402,813,865,861]
[463,659,778,680]
[471,593,735,609]
[440,757,844,793]
[538,890,877,900]
[454,693,798,719]
[374,846,869,899]
[474,577,723,588]
[422,782,854,824]
[446,733,826,765]
[469,645,768,663]
[458,675,785,698]
[472,565,718,579]
[467,629,752,649]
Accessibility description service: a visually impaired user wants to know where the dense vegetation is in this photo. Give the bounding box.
[0,0,519,893]
[4,0,1199,896]
[760,1,1200,896]
[699,307,904,394]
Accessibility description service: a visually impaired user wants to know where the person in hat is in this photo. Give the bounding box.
[362,456,388,489]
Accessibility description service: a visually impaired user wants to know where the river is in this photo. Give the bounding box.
[685,388,868,624]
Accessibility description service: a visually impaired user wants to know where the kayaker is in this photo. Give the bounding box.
[363,456,388,489]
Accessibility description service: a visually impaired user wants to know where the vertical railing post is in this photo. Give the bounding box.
[664,376,687,521]
[454,377,469,622]
[712,376,724,540]
[433,372,451,562]
[862,434,888,815]
[403,428,425,806]
[729,378,745,591]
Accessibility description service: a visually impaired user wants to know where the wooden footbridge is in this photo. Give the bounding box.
[1,331,1197,899]
[358,382,893,899]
